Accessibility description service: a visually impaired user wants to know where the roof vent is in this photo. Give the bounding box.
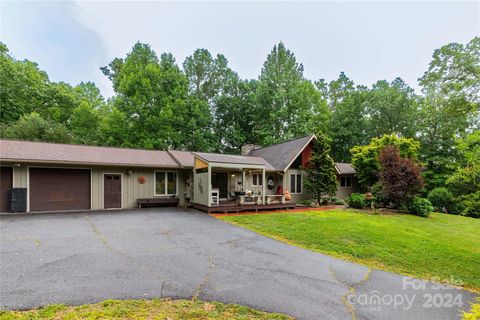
[240,144,261,156]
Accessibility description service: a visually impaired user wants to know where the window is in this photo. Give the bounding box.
[340,177,352,188]
[290,174,302,194]
[155,171,177,195]
[252,174,262,186]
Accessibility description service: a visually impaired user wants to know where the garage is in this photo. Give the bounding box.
[29,168,91,212]
[1,167,13,212]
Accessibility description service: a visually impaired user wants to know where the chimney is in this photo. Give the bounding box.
[241,144,261,156]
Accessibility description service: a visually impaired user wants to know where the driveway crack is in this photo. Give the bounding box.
[329,266,372,320]
[253,266,332,284]
[84,215,166,292]
[193,254,215,300]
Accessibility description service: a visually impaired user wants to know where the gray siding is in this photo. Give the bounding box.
[193,170,209,206]
[4,163,188,211]
[285,169,309,203]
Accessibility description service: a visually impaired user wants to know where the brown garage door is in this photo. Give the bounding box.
[1,167,13,212]
[29,168,90,212]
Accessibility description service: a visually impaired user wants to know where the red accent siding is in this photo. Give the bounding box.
[301,142,314,168]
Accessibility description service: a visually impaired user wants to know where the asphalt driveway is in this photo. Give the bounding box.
[1,208,477,319]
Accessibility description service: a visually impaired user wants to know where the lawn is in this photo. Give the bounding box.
[220,209,480,291]
[0,299,291,320]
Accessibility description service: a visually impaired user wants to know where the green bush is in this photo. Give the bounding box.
[347,193,366,209]
[428,187,453,212]
[456,191,480,218]
[330,197,345,205]
[300,199,313,206]
[408,197,434,217]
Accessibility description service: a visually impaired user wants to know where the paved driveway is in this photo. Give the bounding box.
[1,208,477,319]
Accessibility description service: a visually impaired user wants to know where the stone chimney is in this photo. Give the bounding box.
[241,144,261,156]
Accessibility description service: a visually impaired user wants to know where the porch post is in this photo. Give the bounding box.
[207,164,212,207]
[262,168,266,205]
[242,169,246,191]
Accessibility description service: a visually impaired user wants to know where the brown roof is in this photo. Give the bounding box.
[0,139,179,168]
[335,163,356,175]
[248,134,316,171]
[194,152,275,170]
[168,150,195,168]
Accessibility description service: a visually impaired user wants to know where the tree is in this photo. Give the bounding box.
[0,43,49,123]
[319,73,372,162]
[70,102,101,144]
[447,131,480,217]
[418,37,480,190]
[97,106,132,147]
[101,42,215,150]
[183,49,238,103]
[1,112,71,143]
[214,79,259,153]
[351,134,420,189]
[303,134,338,204]
[327,87,371,162]
[315,71,355,111]
[378,145,424,209]
[364,78,420,138]
[75,81,106,109]
[255,42,329,145]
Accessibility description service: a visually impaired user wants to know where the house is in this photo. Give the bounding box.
[0,135,357,213]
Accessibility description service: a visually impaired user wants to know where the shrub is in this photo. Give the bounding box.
[371,182,387,207]
[300,199,313,207]
[378,145,424,209]
[347,193,366,209]
[330,197,345,205]
[408,197,434,217]
[456,191,480,218]
[427,187,453,212]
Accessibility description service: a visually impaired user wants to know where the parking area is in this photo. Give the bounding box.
[1,208,476,320]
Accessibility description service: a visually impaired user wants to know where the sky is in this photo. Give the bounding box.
[1,1,479,97]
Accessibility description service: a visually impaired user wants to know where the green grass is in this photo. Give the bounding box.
[0,299,292,320]
[220,209,480,291]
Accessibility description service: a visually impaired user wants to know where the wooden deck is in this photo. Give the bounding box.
[192,202,296,214]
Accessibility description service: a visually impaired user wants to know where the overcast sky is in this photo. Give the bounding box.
[1,1,479,97]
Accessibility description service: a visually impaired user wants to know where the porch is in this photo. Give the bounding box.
[192,201,296,214]
[192,153,293,213]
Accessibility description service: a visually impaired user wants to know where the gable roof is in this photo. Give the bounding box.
[0,139,179,168]
[248,134,316,171]
[335,163,356,175]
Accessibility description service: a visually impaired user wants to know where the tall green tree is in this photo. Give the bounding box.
[183,49,238,102]
[418,37,480,190]
[0,43,49,123]
[183,48,240,151]
[70,102,101,144]
[255,42,329,145]
[316,71,355,111]
[364,78,420,138]
[303,134,338,204]
[214,80,259,153]
[318,73,371,162]
[447,131,480,217]
[101,42,215,150]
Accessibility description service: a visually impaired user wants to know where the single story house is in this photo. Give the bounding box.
[0,135,358,213]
